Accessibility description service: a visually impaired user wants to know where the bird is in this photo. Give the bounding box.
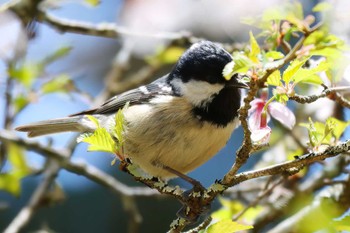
[15,41,248,180]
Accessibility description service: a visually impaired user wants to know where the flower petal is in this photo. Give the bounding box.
[248,98,265,115]
[251,126,271,144]
[268,102,296,129]
[248,106,263,130]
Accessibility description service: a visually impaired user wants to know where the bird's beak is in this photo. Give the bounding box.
[231,81,249,89]
[225,74,250,89]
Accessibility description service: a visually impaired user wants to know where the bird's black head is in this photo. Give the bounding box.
[168,41,248,127]
[169,41,232,84]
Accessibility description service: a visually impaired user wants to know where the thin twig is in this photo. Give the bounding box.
[290,87,350,109]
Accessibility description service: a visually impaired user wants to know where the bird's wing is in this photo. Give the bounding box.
[70,75,174,116]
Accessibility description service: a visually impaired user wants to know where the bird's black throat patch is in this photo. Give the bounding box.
[193,87,241,127]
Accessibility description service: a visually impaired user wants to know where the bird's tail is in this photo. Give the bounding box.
[15,116,85,137]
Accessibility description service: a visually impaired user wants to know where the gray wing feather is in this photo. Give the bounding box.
[70,75,173,116]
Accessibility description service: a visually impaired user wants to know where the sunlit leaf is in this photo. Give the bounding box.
[114,102,129,146]
[207,219,253,233]
[265,51,284,60]
[9,61,43,88]
[231,52,254,74]
[222,61,235,80]
[8,143,30,176]
[13,94,29,114]
[283,58,309,84]
[312,2,332,12]
[292,61,329,84]
[84,0,100,7]
[80,127,117,153]
[0,174,21,196]
[86,115,99,127]
[147,46,185,65]
[327,117,349,140]
[249,31,261,63]
[0,143,31,196]
[299,117,343,147]
[274,92,289,104]
[220,198,244,213]
[241,205,264,222]
[78,105,128,156]
[41,74,75,94]
[211,209,233,221]
[300,118,322,147]
[42,46,72,65]
[334,215,350,232]
[267,70,281,86]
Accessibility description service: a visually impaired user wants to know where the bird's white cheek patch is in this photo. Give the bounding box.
[170,79,224,106]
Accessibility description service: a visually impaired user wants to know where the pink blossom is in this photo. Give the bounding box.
[249,96,296,143]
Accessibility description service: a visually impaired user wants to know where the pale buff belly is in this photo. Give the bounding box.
[122,97,239,178]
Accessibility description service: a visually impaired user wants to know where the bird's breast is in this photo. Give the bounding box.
[121,96,239,178]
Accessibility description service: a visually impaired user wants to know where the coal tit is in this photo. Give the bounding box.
[16,41,248,179]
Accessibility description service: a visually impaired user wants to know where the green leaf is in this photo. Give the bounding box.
[84,0,100,6]
[86,115,100,127]
[114,102,129,146]
[13,94,29,114]
[231,52,254,74]
[42,46,72,65]
[282,58,309,84]
[9,61,43,88]
[274,92,289,104]
[78,105,128,155]
[0,143,31,196]
[265,51,284,60]
[249,31,261,63]
[312,2,332,12]
[147,46,185,65]
[300,118,323,147]
[222,61,235,81]
[78,116,117,153]
[299,117,344,147]
[326,117,349,140]
[207,219,253,233]
[334,215,350,232]
[41,74,75,94]
[211,209,233,221]
[267,70,282,86]
[0,174,21,196]
[8,143,31,176]
[241,205,264,222]
[80,127,117,153]
[292,61,329,85]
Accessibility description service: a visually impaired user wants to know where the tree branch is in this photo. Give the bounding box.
[0,130,160,197]
[231,140,350,186]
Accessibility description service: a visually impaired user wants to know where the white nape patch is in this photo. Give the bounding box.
[150,95,174,104]
[170,78,224,106]
[139,86,150,94]
[158,83,172,93]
